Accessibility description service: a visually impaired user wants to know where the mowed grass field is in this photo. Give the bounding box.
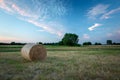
[0,45,120,80]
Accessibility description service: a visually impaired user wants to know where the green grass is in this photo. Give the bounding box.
[0,45,23,52]
[0,45,120,80]
[0,45,120,52]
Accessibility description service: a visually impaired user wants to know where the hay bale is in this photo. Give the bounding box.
[21,43,47,61]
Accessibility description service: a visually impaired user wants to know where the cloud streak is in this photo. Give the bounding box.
[27,19,63,37]
[87,4,109,19]
[11,4,37,18]
[0,0,13,12]
[88,4,120,20]
[88,23,102,31]
[0,0,66,36]
[101,7,120,19]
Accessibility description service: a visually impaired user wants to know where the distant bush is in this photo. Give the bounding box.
[75,44,81,46]
[38,42,43,44]
[0,42,10,45]
[10,42,26,45]
[83,42,92,45]
[95,42,102,45]
[58,41,63,45]
[44,43,59,45]
[11,42,16,45]
[112,42,120,45]
[0,42,25,45]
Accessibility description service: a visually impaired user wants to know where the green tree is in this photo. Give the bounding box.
[61,33,79,46]
[106,40,112,45]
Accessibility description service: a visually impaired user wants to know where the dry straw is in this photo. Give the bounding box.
[21,43,47,61]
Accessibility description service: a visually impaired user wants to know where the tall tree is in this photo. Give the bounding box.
[61,33,79,46]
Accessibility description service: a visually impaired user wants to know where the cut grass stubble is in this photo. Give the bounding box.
[0,46,120,80]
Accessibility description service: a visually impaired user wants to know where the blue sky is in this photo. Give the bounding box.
[0,0,120,44]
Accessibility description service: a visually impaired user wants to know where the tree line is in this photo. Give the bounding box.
[0,33,120,46]
[0,42,26,45]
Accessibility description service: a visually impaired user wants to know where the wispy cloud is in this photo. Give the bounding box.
[83,34,90,39]
[11,4,37,18]
[31,0,67,17]
[101,7,120,19]
[88,23,102,31]
[87,4,120,20]
[0,0,66,36]
[27,19,64,37]
[87,4,109,19]
[0,0,13,12]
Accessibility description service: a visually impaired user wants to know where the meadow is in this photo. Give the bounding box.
[0,45,120,80]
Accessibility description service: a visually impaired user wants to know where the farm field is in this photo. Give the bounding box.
[0,45,120,80]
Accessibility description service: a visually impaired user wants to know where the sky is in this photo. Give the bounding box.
[0,0,120,44]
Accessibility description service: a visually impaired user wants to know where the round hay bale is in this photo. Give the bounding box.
[21,43,47,61]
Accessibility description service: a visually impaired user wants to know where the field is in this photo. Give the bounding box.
[0,45,120,80]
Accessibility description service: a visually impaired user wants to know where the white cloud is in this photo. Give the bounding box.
[0,0,66,37]
[0,0,13,12]
[11,4,37,19]
[88,23,102,31]
[87,4,109,19]
[88,4,120,20]
[31,0,67,17]
[83,34,90,39]
[27,19,64,37]
[101,7,120,19]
